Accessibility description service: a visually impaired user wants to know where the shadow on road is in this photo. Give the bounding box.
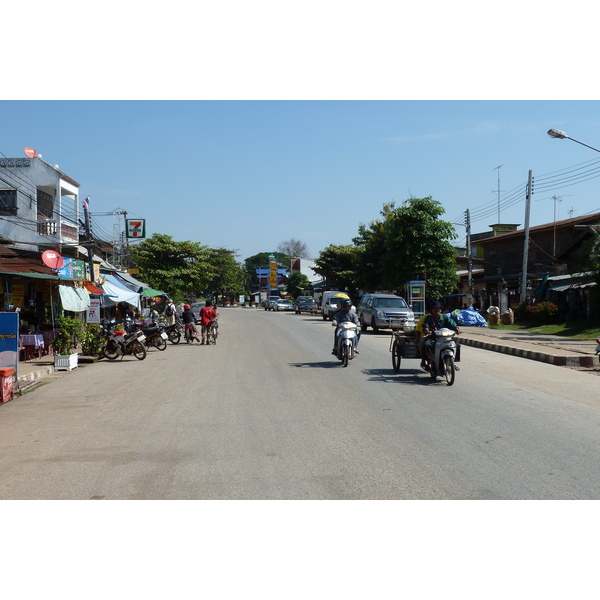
[361,367,436,386]
[289,361,342,369]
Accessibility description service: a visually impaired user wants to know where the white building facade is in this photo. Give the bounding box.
[0,155,80,252]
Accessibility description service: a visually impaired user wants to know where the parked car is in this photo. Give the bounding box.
[275,299,294,311]
[264,296,281,311]
[357,293,415,332]
[191,302,205,313]
[294,296,318,314]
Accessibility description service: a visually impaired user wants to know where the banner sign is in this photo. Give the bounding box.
[57,257,86,280]
[0,312,19,370]
[87,298,101,323]
[269,255,278,291]
[126,219,146,239]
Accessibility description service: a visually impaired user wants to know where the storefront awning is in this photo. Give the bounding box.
[0,271,57,279]
[142,287,166,297]
[102,276,141,308]
[84,281,104,295]
[111,271,149,293]
[59,286,91,312]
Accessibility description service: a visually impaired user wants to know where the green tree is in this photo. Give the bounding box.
[286,271,311,299]
[378,198,458,298]
[130,233,215,299]
[352,198,458,298]
[353,218,387,292]
[313,244,360,295]
[204,248,246,299]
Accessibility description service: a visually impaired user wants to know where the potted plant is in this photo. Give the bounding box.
[53,316,84,371]
[80,323,105,357]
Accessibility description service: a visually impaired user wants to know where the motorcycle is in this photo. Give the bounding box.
[184,322,201,344]
[424,328,459,385]
[100,323,147,361]
[129,321,169,351]
[333,321,358,367]
[162,320,182,344]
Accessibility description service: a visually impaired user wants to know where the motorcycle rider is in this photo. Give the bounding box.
[422,300,460,368]
[331,298,360,356]
[181,304,200,342]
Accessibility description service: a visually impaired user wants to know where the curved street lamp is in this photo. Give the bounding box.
[547,128,600,153]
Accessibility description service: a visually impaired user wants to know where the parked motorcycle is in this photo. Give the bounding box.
[162,320,182,344]
[333,321,358,367]
[132,322,168,351]
[424,328,459,385]
[100,323,147,361]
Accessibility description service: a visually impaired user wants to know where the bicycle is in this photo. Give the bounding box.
[208,318,218,344]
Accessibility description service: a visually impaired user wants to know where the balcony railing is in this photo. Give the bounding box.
[36,220,58,236]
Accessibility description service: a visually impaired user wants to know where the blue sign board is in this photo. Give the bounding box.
[0,312,20,371]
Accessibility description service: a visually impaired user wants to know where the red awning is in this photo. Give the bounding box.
[84,281,104,295]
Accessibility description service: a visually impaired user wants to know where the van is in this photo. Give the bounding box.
[357,293,415,332]
[320,290,350,321]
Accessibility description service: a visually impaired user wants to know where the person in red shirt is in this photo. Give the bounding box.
[199,300,218,345]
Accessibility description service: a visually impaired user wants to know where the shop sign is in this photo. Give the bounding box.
[126,219,146,239]
[0,312,19,370]
[87,298,100,324]
[57,257,86,279]
[0,158,31,168]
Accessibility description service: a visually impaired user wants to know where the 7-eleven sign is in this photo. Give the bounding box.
[126,219,146,239]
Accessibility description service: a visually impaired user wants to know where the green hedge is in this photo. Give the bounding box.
[513,301,560,324]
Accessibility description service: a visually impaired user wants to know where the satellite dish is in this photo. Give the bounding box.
[24,147,38,158]
[41,249,65,270]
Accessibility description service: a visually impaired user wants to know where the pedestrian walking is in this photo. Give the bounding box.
[199,300,218,344]
[164,298,176,326]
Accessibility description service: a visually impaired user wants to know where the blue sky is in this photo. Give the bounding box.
[2,3,599,266]
[3,100,600,262]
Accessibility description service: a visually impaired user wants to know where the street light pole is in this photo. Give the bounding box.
[547,129,600,154]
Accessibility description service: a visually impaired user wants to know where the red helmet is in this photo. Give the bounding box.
[184,304,191,309]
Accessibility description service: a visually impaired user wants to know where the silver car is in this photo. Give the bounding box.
[358,293,415,332]
[275,299,294,311]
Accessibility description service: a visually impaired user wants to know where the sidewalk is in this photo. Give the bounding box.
[11,353,97,394]
[459,327,599,369]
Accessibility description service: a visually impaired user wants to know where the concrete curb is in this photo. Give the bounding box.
[460,337,598,368]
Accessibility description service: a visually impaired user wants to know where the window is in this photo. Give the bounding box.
[0,189,17,212]
[37,189,54,219]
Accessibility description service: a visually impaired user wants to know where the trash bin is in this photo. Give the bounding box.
[0,368,15,403]
[500,309,514,325]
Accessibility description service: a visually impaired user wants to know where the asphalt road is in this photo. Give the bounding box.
[1,307,599,500]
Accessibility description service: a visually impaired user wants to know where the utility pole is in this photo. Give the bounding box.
[465,209,473,307]
[520,170,533,303]
[122,210,129,269]
[82,199,95,284]
[493,165,504,223]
